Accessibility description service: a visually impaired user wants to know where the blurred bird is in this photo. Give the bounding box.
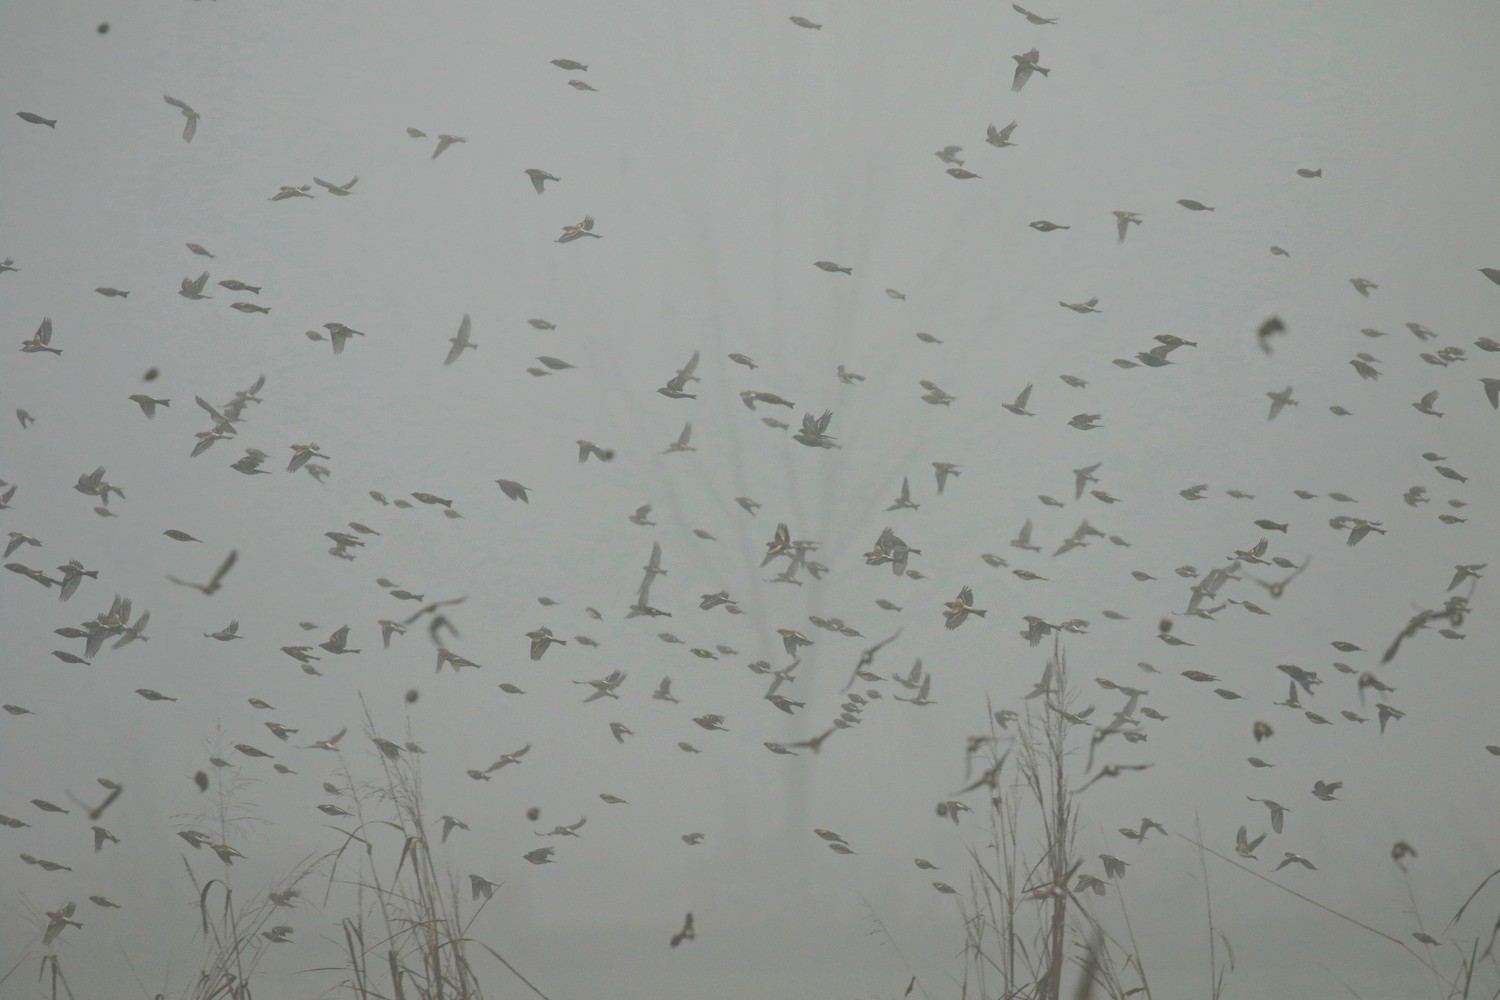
[313,176,358,196]
[1012,3,1057,23]
[432,134,466,158]
[21,318,61,354]
[1011,48,1050,91]
[557,216,602,243]
[445,314,476,365]
[987,120,1019,148]
[525,168,560,194]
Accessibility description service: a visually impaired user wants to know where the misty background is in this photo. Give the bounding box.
[2,1,1498,998]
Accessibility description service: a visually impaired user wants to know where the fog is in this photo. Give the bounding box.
[3,2,1498,998]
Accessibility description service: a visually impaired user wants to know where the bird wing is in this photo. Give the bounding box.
[195,396,226,421]
[581,215,595,231]
[678,350,700,378]
[209,550,238,588]
[163,95,193,111]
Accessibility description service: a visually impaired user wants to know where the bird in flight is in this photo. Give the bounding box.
[445,314,475,365]
[1113,211,1142,243]
[432,134,466,159]
[525,168,560,194]
[163,95,199,142]
[557,216,602,243]
[21,318,61,354]
[179,272,212,299]
[987,120,1019,148]
[1011,48,1050,91]
[313,176,358,196]
[1266,386,1297,420]
[167,550,238,596]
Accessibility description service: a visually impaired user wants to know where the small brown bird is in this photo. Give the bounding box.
[987,120,1019,148]
[1012,3,1058,24]
[525,168,559,194]
[1011,48,1050,91]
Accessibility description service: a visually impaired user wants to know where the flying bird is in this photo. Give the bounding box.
[163,95,199,141]
[1266,386,1297,421]
[432,134,466,158]
[1012,4,1058,24]
[21,318,61,354]
[670,912,696,947]
[445,314,476,365]
[179,272,212,299]
[1258,316,1286,354]
[167,550,237,595]
[986,121,1019,148]
[1011,48,1050,91]
[527,627,566,661]
[313,176,358,196]
[557,216,602,243]
[525,168,559,194]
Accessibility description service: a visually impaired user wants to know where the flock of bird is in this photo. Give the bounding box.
[4,3,1498,991]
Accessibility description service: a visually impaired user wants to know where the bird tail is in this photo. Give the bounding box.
[1035,66,1049,76]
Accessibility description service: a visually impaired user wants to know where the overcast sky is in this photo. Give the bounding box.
[3,2,1499,998]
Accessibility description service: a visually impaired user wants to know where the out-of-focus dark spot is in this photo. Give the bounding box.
[194,771,208,792]
[143,367,159,381]
[98,23,109,34]
[526,806,540,822]
[405,689,419,703]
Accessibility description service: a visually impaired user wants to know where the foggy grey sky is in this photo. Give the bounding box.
[3,1,1499,998]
